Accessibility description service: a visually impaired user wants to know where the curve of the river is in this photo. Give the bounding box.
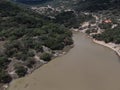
[9,32,120,90]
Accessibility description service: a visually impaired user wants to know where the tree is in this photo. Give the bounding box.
[25,57,36,68]
[40,53,52,62]
[0,70,12,83]
[15,52,28,61]
[27,50,35,57]
[0,56,10,69]
[15,66,27,77]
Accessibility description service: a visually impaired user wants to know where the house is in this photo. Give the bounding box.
[103,19,112,23]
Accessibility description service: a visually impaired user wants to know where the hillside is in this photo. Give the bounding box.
[14,0,120,11]
[0,0,73,87]
[74,0,120,12]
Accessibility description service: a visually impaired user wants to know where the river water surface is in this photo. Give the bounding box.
[9,32,120,90]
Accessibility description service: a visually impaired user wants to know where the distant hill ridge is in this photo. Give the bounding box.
[75,0,120,11]
[12,0,120,11]
[11,0,53,5]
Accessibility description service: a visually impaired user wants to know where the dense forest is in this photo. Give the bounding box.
[74,0,120,12]
[0,0,73,84]
[54,11,94,28]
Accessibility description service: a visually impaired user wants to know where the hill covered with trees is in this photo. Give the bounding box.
[0,0,73,86]
[74,0,120,12]
[16,0,120,11]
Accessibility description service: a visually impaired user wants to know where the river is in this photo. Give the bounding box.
[9,32,120,90]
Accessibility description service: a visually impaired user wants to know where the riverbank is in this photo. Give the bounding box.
[93,39,120,56]
[77,13,120,58]
[2,44,73,90]
[81,30,120,57]
[80,29,120,57]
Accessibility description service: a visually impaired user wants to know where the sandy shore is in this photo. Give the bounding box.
[93,39,120,56]
[75,27,120,57]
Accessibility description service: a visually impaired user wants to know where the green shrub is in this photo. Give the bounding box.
[40,53,52,62]
[0,56,10,69]
[25,57,36,68]
[15,66,28,77]
[27,50,35,57]
[0,70,12,83]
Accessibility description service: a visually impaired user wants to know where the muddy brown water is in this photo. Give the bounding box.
[9,32,120,90]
